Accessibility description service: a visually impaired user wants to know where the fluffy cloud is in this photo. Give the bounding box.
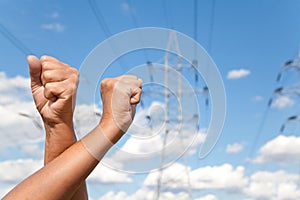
[0,72,43,148]
[97,162,300,200]
[0,72,31,104]
[189,164,248,190]
[271,96,294,109]
[88,164,132,184]
[41,23,65,32]
[99,101,205,173]
[195,194,218,200]
[253,135,300,164]
[99,188,217,200]
[143,162,192,189]
[227,69,250,79]
[226,143,243,154]
[99,188,192,200]
[20,144,43,158]
[144,162,248,191]
[101,128,206,173]
[0,159,42,184]
[244,170,300,200]
[252,95,263,102]
[99,163,247,200]
[50,11,60,19]
[74,104,101,139]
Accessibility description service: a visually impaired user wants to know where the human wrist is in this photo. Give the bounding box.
[43,117,73,129]
[44,120,76,139]
[99,115,125,144]
[80,124,114,161]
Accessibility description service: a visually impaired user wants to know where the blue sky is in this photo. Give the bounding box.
[1,0,300,199]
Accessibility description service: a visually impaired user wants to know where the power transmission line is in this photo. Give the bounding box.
[88,0,112,38]
[0,23,32,55]
[88,0,127,72]
[207,0,216,53]
[162,0,173,29]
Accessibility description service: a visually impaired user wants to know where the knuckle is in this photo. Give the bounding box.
[40,55,49,62]
[42,70,52,81]
[70,74,79,86]
[64,63,72,69]
[101,78,110,87]
[74,74,79,85]
[41,61,51,70]
[69,73,78,82]
[71,68,79,79]
[101,78,116,93]
[70,84,77,93]
[72,67,79,75]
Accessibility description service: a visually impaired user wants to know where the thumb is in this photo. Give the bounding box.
[27,55,42,90]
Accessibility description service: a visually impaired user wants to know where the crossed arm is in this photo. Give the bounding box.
[3,56,142,200]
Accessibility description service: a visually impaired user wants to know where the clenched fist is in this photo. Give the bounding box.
[99,75,142,141]
[28,55,79,126]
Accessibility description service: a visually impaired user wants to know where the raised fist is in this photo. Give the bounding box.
[100,75,142,134]
[28,55,79,126]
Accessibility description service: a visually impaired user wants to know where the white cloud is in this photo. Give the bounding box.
[195,194,218,200]
[271,96,294,109]
[99,191,128,200]
[101,127,205,173]
[252,95,263,102]
[50,11,59,19]
[190,164,248,190]
[0,72,43,148]
[226,143,243,154]
[144,163,248,191]
[0,72,31,104]
[88,164,132,184]
[21,144,43,158]
[244,170,300,200]
[143,162,192,189]
[100,101,205,173]
[98,163,300,200]
[99,163,246,200]
[253,135,300,164]
[99,188,193,200]
[99,188,214,200]
[41,23,65,32]
[227,69,250,79]
[0,159,42,184]
[74,104,101,139]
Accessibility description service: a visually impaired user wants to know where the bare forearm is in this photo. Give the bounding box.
[44,122,88,200]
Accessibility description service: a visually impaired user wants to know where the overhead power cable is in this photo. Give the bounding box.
[88,0,127,72]
[207,0,216,53]
[88,0,112,37]
[0,23,32,55]
[126,0,150,63]
[162,0,173,29]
